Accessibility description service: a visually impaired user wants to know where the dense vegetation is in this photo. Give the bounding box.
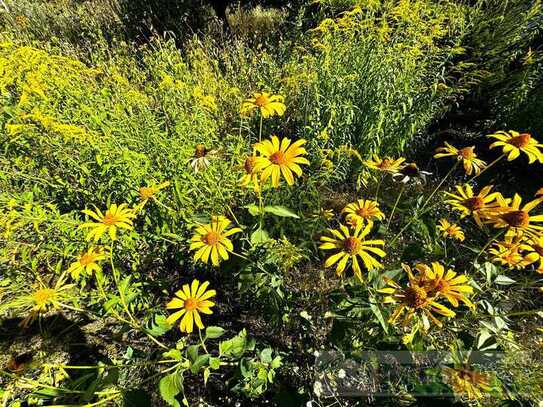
[1,0,542,405]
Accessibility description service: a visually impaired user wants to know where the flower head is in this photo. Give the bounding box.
[239,155,260,192]
[319,223,386,281]
[363,155,406,174]
[485,194,543,237]
[378,264,456,328]
[79,204,136,241]
[437,219,465,241]
[416,262,474,308]
[444,185,503,227]
[139,181,170,203]
[189,144,217,173]
[393,163,431,184]
[342,199,385,228]
[67,247,106,279]
[253,136,309,187]
[166,279,216,333]
[489,234,533,270]
[523,235,543,273]
[434,143,486,176]
[488,130,543,163]
[442,367,492,400]
[190,216,242,266]
[240,92,286,118]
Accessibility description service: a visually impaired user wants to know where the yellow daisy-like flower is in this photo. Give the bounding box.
[79,204,136,241]
[310,208,335,221]
[488,130,543,163]
[190,216,242,266]
[486,194,543,237]
[444,185,503,228]
[416,262,474,308]
[67,247,106,279]
[319,222,386,281]
[488,234,532,270]
[166,279,216,333]
[139,181,170,203]
[342,199,385,228]
[378,264,456,328]
[437,219,465,241]
[31,287,60,314]
[253,136,310,187]
[239,155,260,192]
[523,235,543,273]
[240,92,286,118]
[442,367,492,401]
[363,154,406,174]
[434,143,487,176]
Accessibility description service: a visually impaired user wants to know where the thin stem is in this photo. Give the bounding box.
[468,153,505,183]
[258,114,263,143]
[198,328,209,353]
[385,183,405,231]
[420,161,458,214]
[374,174,384,201]
[472,229,504,269]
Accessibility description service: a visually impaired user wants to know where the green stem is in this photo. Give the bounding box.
[419,161,458,214]
[467,153,505,183]
[385,183,405,231]
[472,229,504,270]
[374,174,384,201]
[258,114,263,143]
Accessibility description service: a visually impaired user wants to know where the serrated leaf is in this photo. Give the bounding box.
[159,373,182,407]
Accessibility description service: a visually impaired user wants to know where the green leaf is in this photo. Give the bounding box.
[494,275,516,285]
[186,345,199,363]
[370,302,388,334]
[146,314,172,337]
[260,348,273,363]
[159,373,183,407]
[251,228,270,244]
[205,326,226,339]
[263,205,299,218]
[209,357,221,370]
[244,204,262,216]
[190,354,210,374]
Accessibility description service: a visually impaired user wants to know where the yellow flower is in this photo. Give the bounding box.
[166,279,216,333]
[342,199,385,228]
[253,136,310,187]
[32,288,59,314]
[416,262,474,308]
[190,216,242,266]
[240,92,286,118]
[378,264,456,328]
[442,367,492,400]
[437,219,465,241]
[67,247,106,279]
[239,155,260,192]
[485,194,543,237]
[444,185,503,228]
[310,208,335,221]
[319,223,386,281]
[434,143,486,176]
[139,181,170,203]
[79,204,136,241]
[488,130,543,163]
[363,154,406,174]
[524,235,543,273]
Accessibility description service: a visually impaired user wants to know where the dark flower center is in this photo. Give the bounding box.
[270,151,287,165]
[404,285,428,308]
[501,210,529,228]
[463,197,484,211]
[508,133,531,148]
[343,237,361,255]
